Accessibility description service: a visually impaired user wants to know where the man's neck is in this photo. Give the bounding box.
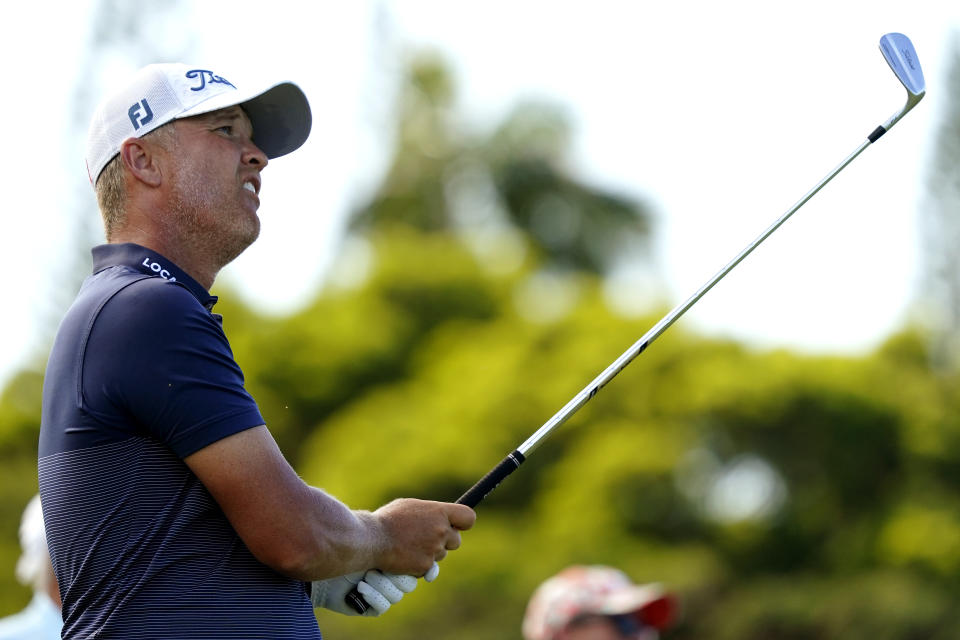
[109,232,219,290]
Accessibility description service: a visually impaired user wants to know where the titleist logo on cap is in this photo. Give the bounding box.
[184,69,236,92]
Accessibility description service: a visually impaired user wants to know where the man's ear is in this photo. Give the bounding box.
[119,137,163,188]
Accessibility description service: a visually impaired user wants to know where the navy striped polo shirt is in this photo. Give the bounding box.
[39,243,321,639]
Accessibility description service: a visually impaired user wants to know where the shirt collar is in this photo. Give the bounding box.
[91,243,219,310]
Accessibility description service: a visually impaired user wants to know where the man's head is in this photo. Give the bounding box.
[522,566,677,640]
[85,63,312,273]
[86,63,311,188]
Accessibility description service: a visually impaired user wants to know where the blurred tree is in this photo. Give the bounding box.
[301,298,960,639]
[920,33,960,371]
[222,228,505,457]
[0,370,46,614]
[349,52,654,275]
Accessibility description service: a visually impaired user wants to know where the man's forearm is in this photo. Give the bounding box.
[270,486,385,581]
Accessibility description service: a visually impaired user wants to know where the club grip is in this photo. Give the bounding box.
[345,450,527,613]
[456,450,525,507]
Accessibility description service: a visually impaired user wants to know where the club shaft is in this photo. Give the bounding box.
[517,137,873,458]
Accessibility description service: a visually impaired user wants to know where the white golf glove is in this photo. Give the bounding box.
[311,561,440,616]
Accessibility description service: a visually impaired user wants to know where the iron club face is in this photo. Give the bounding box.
[879,32,925,130]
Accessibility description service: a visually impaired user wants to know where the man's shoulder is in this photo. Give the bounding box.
[77,267,211,331]
[51,268,215,365]
[87,279,226,372]
[90,266,201,309]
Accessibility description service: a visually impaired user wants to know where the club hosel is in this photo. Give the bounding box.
[869,108,909,143]
[882,112,904,133]
[876,95,924,141]
[870,108,908,143]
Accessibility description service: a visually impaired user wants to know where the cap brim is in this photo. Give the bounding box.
[636,594,677,630]
[241,82,312,159]
[600,586,678,630]
[176,80,312,160]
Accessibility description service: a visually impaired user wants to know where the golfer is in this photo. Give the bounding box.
[38,63,475,638]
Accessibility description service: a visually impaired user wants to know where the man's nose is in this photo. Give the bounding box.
[243,140,268,169]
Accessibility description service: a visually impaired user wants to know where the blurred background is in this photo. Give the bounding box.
[3,1,960,638]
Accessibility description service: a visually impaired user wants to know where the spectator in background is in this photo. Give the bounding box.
[0,495,61,640]
[522,565,677,640]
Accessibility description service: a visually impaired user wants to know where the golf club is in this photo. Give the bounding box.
[346,32,925,614]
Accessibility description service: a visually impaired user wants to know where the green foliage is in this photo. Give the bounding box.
[0,369,44,615]
[290,257,960,638]
[277,224,960,638]
[0,370,44,457]
[349,53,654,275]
[688,571,960,640]
[921,37,960,371]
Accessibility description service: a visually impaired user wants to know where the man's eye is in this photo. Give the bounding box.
[216,125,233,135]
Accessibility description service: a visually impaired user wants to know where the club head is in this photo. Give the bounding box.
[878,32,925,130]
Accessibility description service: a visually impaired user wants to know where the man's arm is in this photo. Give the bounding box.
[184,425,475,581]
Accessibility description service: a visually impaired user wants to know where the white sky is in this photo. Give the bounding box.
[2,1,959,390]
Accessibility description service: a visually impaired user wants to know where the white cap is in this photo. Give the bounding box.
[15,494,47,588]
[85,63,312,185]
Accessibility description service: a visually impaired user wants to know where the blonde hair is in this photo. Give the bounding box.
[95,124,176,240]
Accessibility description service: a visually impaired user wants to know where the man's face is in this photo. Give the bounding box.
[163,105,268,266]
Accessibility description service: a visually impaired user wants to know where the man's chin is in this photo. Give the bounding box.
[213,220,260,267]
[227,226,260,263]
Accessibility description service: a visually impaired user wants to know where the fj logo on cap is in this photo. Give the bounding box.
[128,99,153,131]
[185,69,236,92]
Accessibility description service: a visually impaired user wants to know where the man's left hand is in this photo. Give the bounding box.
[312,565,432,616]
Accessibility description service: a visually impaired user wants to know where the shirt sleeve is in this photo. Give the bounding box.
[82,277,266,458]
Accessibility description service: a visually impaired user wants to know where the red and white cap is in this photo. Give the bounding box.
[522,565,677,640]
[85,63,312,186]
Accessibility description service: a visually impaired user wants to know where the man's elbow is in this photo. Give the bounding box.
[248,535,319,581]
